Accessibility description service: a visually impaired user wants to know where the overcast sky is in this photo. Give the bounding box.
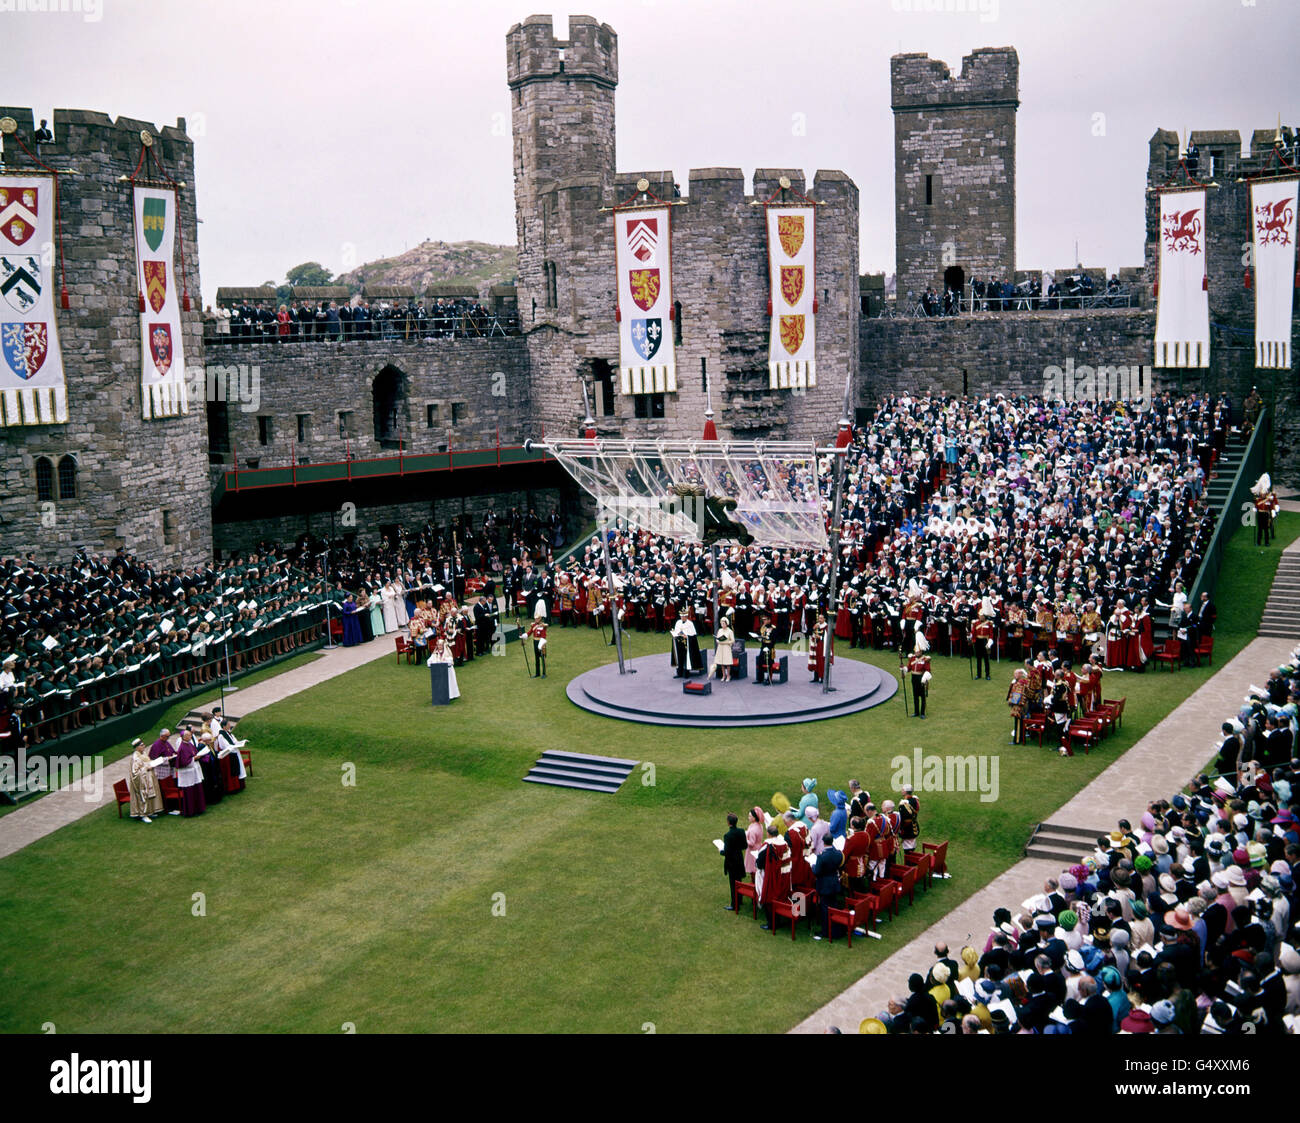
[6,0,1298,306]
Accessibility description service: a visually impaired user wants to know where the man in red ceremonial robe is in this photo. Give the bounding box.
[808,614,833,683]
[842,816,871,893]
[1105,601,1131,669]
[786,819,815,894]
[758,824,792,929]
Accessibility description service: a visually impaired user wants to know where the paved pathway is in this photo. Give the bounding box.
[0,638,396,861]
[791,538,1300,1032]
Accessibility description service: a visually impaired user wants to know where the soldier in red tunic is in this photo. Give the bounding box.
[907,633,932,718]
[528,618,548,678]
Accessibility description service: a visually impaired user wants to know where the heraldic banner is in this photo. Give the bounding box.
[0,175,68,426]
[766,206,816,390]
[133,186,188,419]
[614,204,676,395]
[1251,178,1298,369]
[1153,189,1209,368]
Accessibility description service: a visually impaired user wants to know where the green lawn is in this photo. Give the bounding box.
[0,519,1293,1034]
[0,651,325,820]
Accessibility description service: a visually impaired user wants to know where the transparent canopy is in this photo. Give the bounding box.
[541,438,829,550]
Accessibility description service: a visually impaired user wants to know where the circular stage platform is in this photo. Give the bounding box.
[565,652,898,728]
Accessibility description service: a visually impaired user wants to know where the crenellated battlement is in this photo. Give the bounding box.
[890,47,1018,112]
[1146,124,1297,185]
[507,14,618,89]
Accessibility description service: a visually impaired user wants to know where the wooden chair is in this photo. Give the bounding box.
[113,779,131,818]
[394,634,415,664]
[1195,636,1214,665]
[1064,719,1103,756]
[824,905,859,947]
[903,849,934,890]
[883,862,920,907]
[921,840,949,878]
[1022,712,1050,747]
[239,748,252,777]
[1101,697,1126,729]
[1153,638,1181,671]
[733,881,758,919]
[858,879,899,925]
[770,891,817,940]
[158,777,182,813]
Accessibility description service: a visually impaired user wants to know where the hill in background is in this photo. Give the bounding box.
[336,240,517,299]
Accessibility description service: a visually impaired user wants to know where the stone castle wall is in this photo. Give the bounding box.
[509,16,860,443]
[892,48,1018,302]
[208,336,531,469]
[0,106,211,567]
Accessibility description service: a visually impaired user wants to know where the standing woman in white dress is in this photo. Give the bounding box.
[380,578,401,634]
[427,636,460,700]
[713,612,736,682]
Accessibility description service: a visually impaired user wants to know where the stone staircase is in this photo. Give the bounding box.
[1153,439,1245,642]
[1024,821,1107,864]
[522,749,639,794]
[1258,549,1300,639]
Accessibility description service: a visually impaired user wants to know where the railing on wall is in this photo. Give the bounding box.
[1190,409,1270,607]
[215,442,552,495]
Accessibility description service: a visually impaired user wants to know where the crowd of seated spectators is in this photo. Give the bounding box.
[558,395,1229,674]
[844,646,1300,1034]
[0,549,336,753]
[207,297,517,343]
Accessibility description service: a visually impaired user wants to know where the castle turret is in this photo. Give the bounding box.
[507,14,617,335]
[0,107,210,565]
[891,48,1018,304]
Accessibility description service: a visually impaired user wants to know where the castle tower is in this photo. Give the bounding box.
[507,14,617,338]
[0,107,211,566]
[891,47,1018,304]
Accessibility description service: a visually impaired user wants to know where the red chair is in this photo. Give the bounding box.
[824,905,859,946]
[1022,712,1049,747]
[903,849,934,890]
[1064,719,1103,756]
[770,891,817,940]
[158,777,182,813]
[395,635,415,664]
[113,779,131,818]
[733,881,758,918]
[329,618,344,643]
[1195,636,1213,665]
[1101,697,1126,729]
[857,879,899,926]
[921,840,949,879]
[239,748,252,777]
[1153,638,1181,671]
[884,862,920,907]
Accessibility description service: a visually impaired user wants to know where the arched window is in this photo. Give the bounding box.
[35,457,53,502]
[58,455,78,500]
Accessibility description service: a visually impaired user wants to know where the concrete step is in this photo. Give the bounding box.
[1025,844,1090,864]
[1037,822,1107,839]
[522,775,626,794]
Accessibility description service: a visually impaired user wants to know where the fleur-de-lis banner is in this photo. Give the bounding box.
[1153,189,1209,368]
[1250,177,1298,369]
[133,186,188,418]
[0,175,67,426]
[766,206,816,389]
[614,205,676,395]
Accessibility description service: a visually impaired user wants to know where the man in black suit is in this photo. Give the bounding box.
[721,812,747,910]
[1189,592,1215,665]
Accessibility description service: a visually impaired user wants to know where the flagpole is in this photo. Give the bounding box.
[823,372,853,695]
[581,382,628,676]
